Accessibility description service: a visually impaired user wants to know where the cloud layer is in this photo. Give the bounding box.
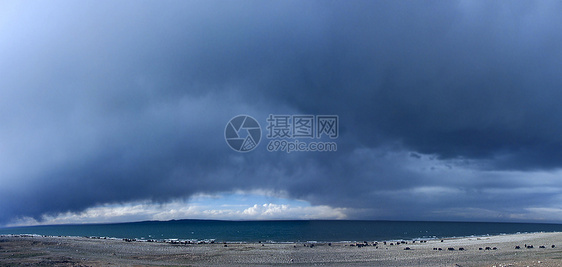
[1,1,562,225]
[8,193,347,226]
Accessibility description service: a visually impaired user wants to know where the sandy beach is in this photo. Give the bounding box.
[2,232,562,266]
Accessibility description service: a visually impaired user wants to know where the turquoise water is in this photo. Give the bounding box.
[2,220,562,242]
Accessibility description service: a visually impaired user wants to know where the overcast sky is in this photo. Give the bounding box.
[1,0,562,226]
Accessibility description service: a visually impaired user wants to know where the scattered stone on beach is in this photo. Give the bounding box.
[3,232,562,266]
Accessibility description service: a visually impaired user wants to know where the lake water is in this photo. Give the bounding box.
[2,220,562,242]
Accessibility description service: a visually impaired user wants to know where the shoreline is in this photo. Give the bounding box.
[0,230,556,244]
[2,232,562,266]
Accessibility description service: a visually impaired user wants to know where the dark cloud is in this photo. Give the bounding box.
[1,1,562,225]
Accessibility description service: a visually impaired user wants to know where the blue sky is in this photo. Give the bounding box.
[1,0,562,226]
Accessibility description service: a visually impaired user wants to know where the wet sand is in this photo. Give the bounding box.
[2,232,562,266]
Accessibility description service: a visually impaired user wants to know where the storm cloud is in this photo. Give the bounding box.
[1,0,562,225]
